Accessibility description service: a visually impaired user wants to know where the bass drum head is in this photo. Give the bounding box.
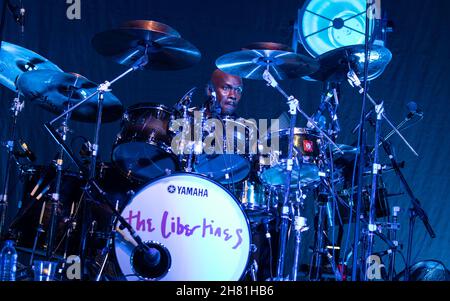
[112,142,179,182]
[113,173,251,281]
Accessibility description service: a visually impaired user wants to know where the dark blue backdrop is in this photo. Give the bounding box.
[1,0,449,275]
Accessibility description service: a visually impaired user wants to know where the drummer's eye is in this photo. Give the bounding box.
[222,85,242,94]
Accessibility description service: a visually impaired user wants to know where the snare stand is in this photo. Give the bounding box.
[262,69,342,280]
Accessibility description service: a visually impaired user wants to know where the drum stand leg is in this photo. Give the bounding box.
[46,113,71,260]
[290,191,308,281]
[246,259,258,281]
[0,94,24,236]
[309,196,327,281]
[309,187,343,281]
[95,201,119,281]
[29,202,47,265]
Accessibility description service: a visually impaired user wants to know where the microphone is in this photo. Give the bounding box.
[175,87,197,111]
[406,101,423,119]
[307,90,333,129]
[378,101,424,144]
[18,6,25,33]
[131,242,172,279]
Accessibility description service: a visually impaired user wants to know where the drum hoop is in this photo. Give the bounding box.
[110,144,180,183]
[112,172,253,281]
[125,102,174,115]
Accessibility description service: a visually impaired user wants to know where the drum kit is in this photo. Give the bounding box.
[0,15,434,282]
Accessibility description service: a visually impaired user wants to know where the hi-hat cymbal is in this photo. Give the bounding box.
[0,41,62,92]
[17,70,123,123]
[304,44,392,82]
[215,46,319,80]
[91,20,201,70]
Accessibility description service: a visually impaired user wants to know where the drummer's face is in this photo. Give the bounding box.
[213,73,243,115]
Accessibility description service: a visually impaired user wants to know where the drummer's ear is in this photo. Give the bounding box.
[205,82,214,96]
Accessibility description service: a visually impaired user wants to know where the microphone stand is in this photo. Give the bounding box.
[262,69,342,280]
[347,70,419,281]
[364,100,384,280]
[381,140,435,281]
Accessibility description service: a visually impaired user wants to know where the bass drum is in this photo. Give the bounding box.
[113,173,252,281]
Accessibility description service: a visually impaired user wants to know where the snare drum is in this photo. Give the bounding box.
[112,103,180,182]
[194,116,257,184]
[113,173,252,281]
[259,127,322,187]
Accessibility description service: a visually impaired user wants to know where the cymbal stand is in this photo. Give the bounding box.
[46,100,74,260]
[262,69,342,280]
[0,93,24,237]
[47,53,150,280]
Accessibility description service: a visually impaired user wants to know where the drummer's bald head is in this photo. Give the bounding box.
[210,69,243,89]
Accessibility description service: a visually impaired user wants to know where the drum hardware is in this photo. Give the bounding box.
[174,87,198,173]
[45,122,173,281]
[0,93,24,236]
[95,200,119,281]
[309,185,343,281]
[216,43,342,280]
[38,20,202,280]
[290,192,309,281]
[347,69,420,280]
[46,97,77,261]
[0,42,58,234]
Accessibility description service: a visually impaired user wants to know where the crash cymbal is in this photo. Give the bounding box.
[215,47,319,80]
[17,70,123,123]
[91,20,201,70]
[304,44,392,82]
[0,41,62,92]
